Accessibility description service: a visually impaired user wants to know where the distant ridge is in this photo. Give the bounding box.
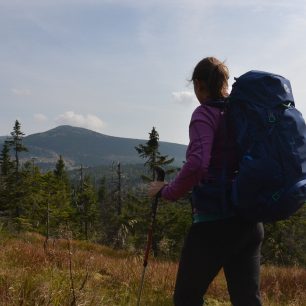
[1,125,187,169]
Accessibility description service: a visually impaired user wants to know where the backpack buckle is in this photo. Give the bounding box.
[282,103,292,108]
[272,191,281,201]
[268,112,276,123]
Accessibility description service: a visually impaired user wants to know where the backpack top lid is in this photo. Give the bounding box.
[230,70,295,108]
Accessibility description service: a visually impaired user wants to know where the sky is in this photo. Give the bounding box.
[1,0,306,145]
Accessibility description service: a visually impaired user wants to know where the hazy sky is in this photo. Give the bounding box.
[1,0,306,144]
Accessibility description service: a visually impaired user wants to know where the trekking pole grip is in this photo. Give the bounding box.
[153,166,165,200]
[154,166,165,182]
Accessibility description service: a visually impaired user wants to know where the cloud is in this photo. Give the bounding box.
[55,111,105,132]
[33,113,48,123]
[11,88,32,96]
[172,91,196,105]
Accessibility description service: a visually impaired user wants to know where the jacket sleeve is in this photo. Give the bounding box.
[161,106,218,201]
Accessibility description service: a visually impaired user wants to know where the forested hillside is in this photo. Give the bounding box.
[1,125,187,169]
[0,121,305,268]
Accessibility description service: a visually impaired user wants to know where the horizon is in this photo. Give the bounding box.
[0,124,188,146]
[1,1,306,145]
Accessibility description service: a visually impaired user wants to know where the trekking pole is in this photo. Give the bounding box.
[136,166,165,306]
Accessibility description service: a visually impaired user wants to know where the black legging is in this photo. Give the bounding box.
[174,217,264,306]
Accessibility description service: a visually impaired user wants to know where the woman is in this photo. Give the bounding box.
[148,57,264,306]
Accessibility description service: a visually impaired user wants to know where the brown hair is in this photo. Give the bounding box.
[191,57,229,99]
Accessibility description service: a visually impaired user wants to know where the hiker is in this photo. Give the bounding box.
[148,57,264,306]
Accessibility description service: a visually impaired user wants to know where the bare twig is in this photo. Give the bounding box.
[79,269,89,291]
[66,230,77,306]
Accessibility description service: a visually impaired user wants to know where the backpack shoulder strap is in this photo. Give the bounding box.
[206,99,231,213]
[206,99,228,109]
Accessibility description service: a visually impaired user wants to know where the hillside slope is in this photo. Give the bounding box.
[3,125,187,168]
[0,232,304,306]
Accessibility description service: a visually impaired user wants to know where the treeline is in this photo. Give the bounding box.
[0,122,190,258]
[0,121,305,266]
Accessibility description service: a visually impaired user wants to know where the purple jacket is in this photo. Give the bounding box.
[161,102,239,201]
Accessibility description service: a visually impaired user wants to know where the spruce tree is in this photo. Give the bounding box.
[97,177,107,206]
[7,120,28,173]
[0,141,13,214]
[135,127,175,257]
[16,161,44,231]
[0,141,13,177]
[75,174,98,240]
[54,155,66,179]
[135,127,174,180]
[5,121,28,219]
[52,156,72,235]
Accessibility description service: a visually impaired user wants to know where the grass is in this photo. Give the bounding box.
[0,232,305,305]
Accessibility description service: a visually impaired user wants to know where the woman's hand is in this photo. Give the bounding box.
[148,181,166,198]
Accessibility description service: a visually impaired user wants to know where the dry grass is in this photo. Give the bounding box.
[0,232,305,305]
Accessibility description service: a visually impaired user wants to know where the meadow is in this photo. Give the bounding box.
[0,232,305,306]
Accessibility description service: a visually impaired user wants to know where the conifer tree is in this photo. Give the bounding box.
[7,120,28,173]
[75,174,98,240]
[52,157,72,234]
[54,155,67,181]
[135,127,174,180]
[0,141,13,177]
[16,161,44,231]
[135,127,175,257]
[97,177,107,206]
[97,176,121,245]
[4,121,28,219]
[117,162,122,215]
[0,141,13,214]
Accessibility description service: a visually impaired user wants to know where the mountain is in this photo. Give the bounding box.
[0,136,8,144]
[4,125,187,169]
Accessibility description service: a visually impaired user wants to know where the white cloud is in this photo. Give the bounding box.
[33,113,48,123]
[172,91,196,105]
[55,111,105,132]
[11,88,32,96]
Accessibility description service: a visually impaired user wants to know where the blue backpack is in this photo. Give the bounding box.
[228,70,306,222]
